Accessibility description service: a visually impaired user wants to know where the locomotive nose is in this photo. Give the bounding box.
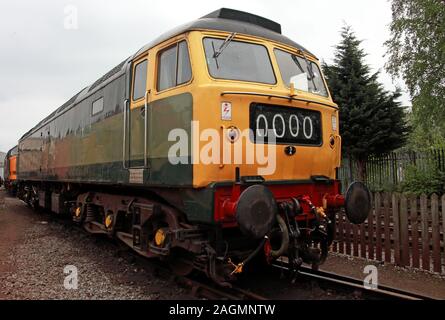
[235,184,277,239]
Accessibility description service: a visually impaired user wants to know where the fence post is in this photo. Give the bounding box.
[420,194,430,271]
[392,193,401,265]
[431,194,441,273]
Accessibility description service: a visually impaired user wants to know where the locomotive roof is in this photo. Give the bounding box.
[21,8,314,140]
[133,8,314,58]
[6,146,18,157]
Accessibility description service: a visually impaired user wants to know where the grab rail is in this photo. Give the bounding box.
[220,91,338,110]
[122,99,129,169]
[144,90,149,168]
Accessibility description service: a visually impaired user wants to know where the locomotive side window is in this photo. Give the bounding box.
[132,60,148,100]
[274,49,328,97]
[157,40,192,91]
[92,97,104,116]
[158,46,176,91]
[177,41,192,85]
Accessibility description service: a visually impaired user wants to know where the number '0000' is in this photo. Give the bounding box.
[256,113,313,139]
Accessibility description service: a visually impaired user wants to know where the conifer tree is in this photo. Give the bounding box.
[323,26,409,180]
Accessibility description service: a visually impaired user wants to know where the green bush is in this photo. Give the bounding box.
[369,181,398,193]
[401,163,445,195]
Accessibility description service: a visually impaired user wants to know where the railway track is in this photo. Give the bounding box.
[20,201,434,301]
[175,276,268,300]
[136,251,433,300]
[272,260,435,300]
[118,246,269,300]
[74,226,436,300]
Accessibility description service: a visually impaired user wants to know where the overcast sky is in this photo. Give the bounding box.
[0,0,410,152]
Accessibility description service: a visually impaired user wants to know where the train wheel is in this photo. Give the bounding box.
[167,248,195,276]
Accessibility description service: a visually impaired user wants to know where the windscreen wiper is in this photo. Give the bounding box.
[291,54,305,73]
[301,52,319,92]
[211,32,237,69]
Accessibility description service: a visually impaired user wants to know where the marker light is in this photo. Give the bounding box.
[331,115,337,131]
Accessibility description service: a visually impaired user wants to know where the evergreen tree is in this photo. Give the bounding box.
[323,26,409,180]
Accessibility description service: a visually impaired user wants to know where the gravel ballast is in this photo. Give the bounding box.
[0,194,192,300]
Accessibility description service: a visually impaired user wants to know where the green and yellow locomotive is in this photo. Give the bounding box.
[16,8,371,284]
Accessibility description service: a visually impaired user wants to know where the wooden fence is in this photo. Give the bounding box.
[331,192,445,274]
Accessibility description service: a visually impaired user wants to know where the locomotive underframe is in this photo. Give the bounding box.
[16,177,342,284]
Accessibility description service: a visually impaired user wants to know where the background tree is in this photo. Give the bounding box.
[385,0,445,149]
[323,26,409,181]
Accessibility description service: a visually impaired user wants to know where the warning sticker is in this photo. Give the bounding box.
[221,102,232,121]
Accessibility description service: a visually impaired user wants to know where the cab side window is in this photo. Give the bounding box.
[157,41,192,91]
[133,60,148,100]
[177,41,191,85]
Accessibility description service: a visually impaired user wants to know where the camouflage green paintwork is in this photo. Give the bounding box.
[18,88,193,187]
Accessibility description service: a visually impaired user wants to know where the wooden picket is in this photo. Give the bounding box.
[345,213,351,256]
[420,195,429,270]
[410,195,420,268]
[352,224,359,257]
[375,193,382,261]
[384,193,391,263]
[399,194,409,266]
[368,202,375,260]
[360,221,366,259]
[332,192,444,275]
[337,210,344,254]
[431,194,441,273]
[392,193,400,265]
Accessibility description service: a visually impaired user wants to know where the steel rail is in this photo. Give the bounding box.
[176,276,268,300]
[125,250,268,300]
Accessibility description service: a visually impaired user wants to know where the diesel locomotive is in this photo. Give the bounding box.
[14,8,371,285]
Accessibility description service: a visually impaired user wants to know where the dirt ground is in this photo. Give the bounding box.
[321,253,445,299]
[1,188,444,300]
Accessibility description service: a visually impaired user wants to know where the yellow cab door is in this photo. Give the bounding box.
[126,54,150,172]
